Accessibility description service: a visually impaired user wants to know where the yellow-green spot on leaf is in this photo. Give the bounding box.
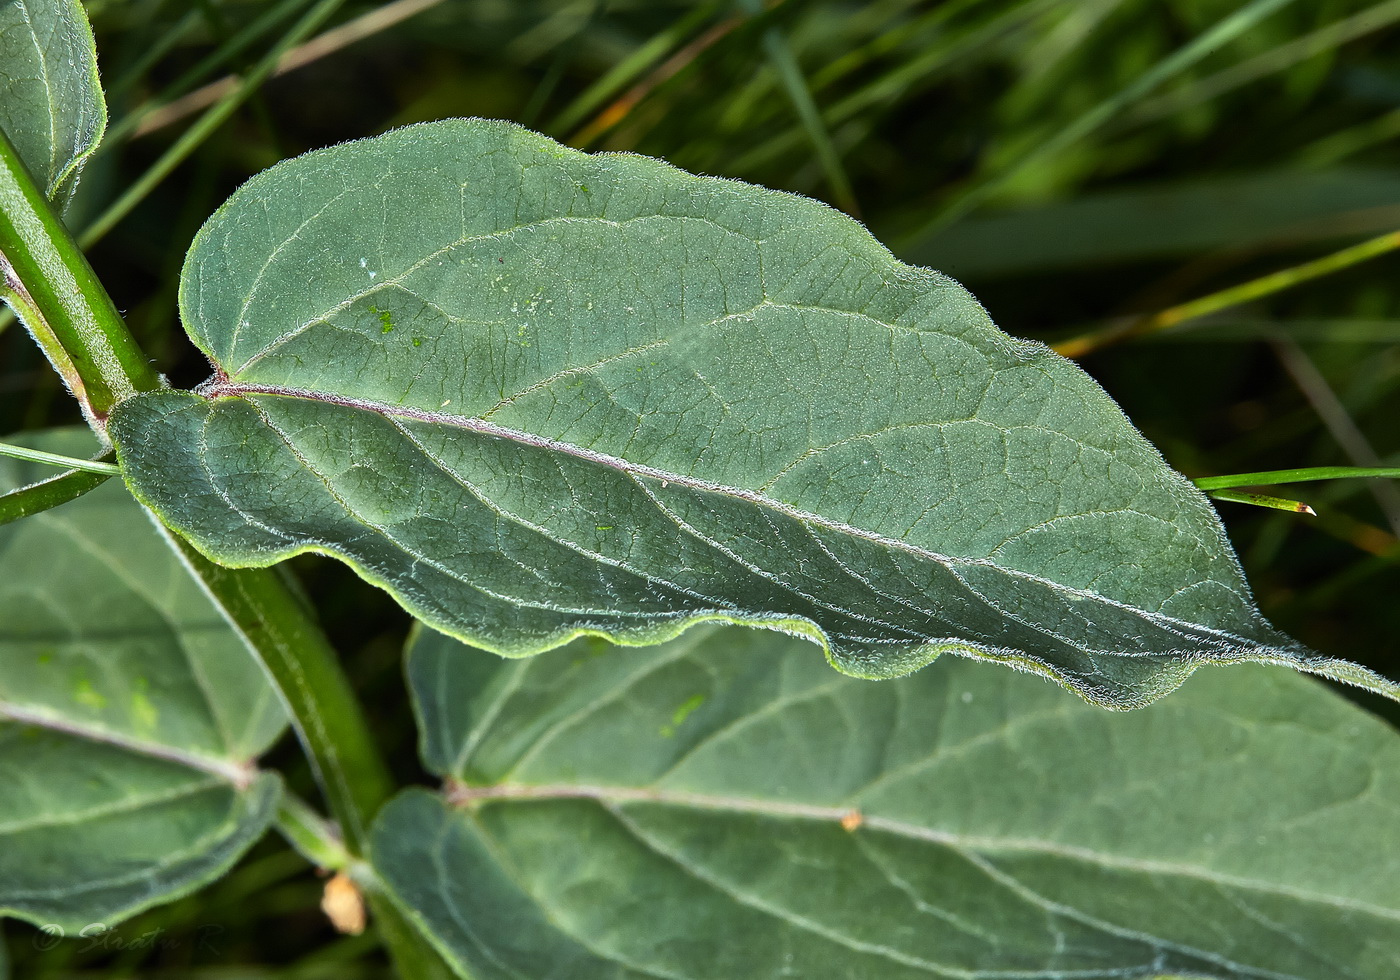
[659,693,706,737]
[36,648,55,665]
[412,337,423,347]
[596,525,614,531]
[75,677,106,710]
[131,689,159,731]
[370,305,394,334]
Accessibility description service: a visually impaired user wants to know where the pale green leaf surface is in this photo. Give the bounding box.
[373,624,1400,980]
[0,0,106,205]
[0,430,286,932]
[108,118,1396,708]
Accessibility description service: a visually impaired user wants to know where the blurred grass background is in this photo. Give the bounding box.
[5,0,1400,974]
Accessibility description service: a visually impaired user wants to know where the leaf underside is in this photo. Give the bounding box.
[0,0,106,205]
[109,118,1397,708]
[0,431,285,932]
[374,624,1400,980]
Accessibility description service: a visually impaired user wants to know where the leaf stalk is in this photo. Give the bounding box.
[0,441,122,475]
[0,466,112,527]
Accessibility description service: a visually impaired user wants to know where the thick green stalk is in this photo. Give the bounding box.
[160,530,388,852]
[162,530,453,978]
[276,791,353,870]
[0,127,160,424]
[0,5,384,844]
[276,794,456,979]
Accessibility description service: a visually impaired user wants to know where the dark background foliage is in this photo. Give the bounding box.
[6,0,1400,974]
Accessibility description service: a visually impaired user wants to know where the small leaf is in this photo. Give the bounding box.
[0,430,286,932]
[109,118,1397,708]
[374,624,1400,980]
[0,0,106,206]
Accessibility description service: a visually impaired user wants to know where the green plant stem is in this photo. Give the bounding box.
[0,127,160,424]
[80,0,349,249]
[1055,228,1400,358]
[0,441,121,474]
[159,531,455,977]
[160,530,388,853]
[1193,466,1400,490]
[0,465,112,527]
[276,791,353,871]
[276,792,455,979]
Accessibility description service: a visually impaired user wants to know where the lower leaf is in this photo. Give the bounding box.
[0,430,288,933]
[0,749,280,932]
[373,623,1400,980]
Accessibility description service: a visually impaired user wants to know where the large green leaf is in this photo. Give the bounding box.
[374,624,1400,980]
[108,118,1398,708]
[0,430,286,932]
[0,0,106,205]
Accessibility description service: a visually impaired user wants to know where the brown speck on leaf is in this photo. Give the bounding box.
[321,872,366,935]
[841,809,863,832]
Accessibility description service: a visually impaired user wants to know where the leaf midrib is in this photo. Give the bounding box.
[0,699,255,786]
[446,781,1400,923]
[203,382,1256,649]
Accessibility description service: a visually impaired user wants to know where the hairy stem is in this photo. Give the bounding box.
[160,529,389,853]
[0,128,160,425]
